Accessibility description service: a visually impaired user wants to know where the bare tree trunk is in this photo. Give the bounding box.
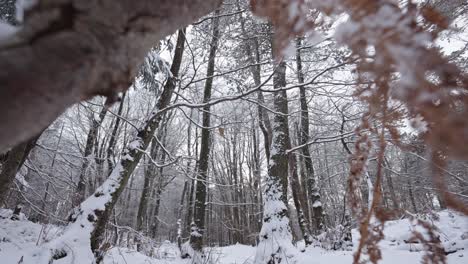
[73,105,107,207]
[231,135,242,244]
[288,149,313,245]
[106,92,126,171]
[185,178,195,238]
[255,33,295,261]
[252,121,263,239]
[150,146,166,239]
[179,109,193,250]
[0,133,40,205]
[183,110,196,242]
[123,173,135,222]
[403,157,419,213]
[177,179,189,250]
[383,158,400,211]
[296,37,324,234]
[190,10,220,258]
[135,138,158,251]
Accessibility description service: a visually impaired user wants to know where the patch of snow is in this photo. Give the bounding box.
[0,208,466,264]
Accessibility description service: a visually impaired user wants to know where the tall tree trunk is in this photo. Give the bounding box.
[231,135,242,244]
[252,121,263,238]
[73,105,107,207]
[403,157,419,213]
[296,37,324,233]
[185,178,196,238]
[237,6,272,161]
[177,179,189,250]
[150,144,166,239]
[183,110,196,241]
[255,31,295,262]
[383,158,399,211]
[295,122,313,223]
[135,138,159,251]
[190,10,220,258]
[179,109,193,248]
[288,147,313,245]
[106,93,127,171]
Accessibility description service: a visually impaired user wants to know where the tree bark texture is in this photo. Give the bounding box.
[190,10,220,255]
[73,105,107,207]
[296,37,324,233]
[106,92,126,171]
[255,57,295,264]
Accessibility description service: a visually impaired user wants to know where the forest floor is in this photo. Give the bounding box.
[0,209,466,264]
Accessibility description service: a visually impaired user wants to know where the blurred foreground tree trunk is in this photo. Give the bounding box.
[0,0,221,153]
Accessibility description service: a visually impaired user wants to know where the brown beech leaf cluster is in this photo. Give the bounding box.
[252,1,467,263]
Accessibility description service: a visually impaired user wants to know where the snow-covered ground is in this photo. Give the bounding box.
[0,209,466,263]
